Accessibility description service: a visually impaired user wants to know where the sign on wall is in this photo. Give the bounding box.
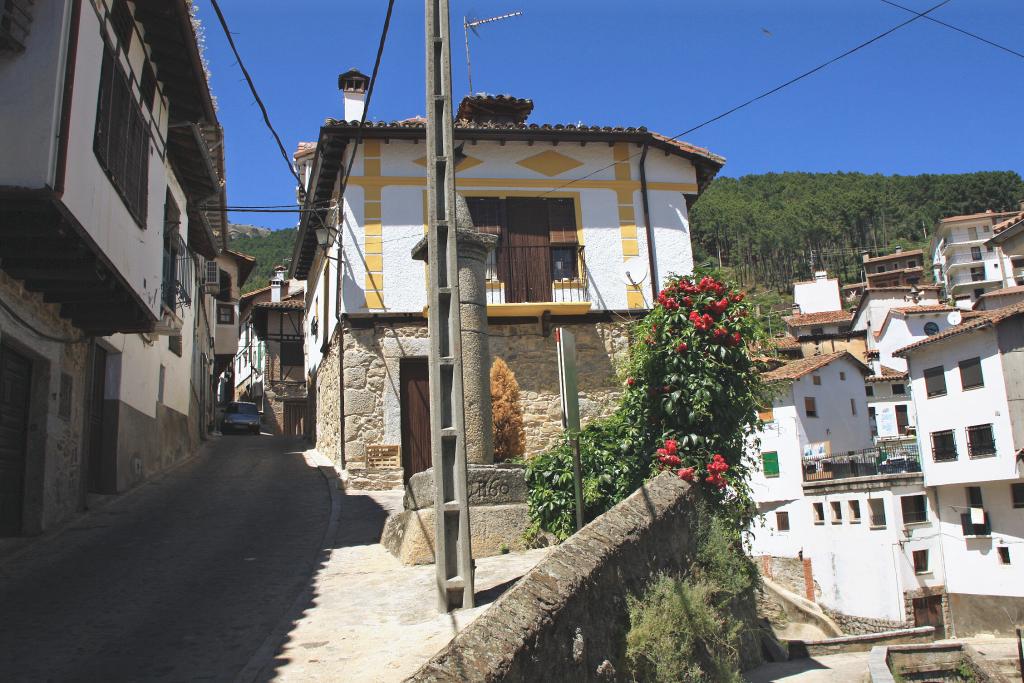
[802,441,831,460]
[876,406,898,438]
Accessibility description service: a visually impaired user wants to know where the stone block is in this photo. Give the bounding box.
[403,464,527,510]
[382,503,532,565]
[344,389,374,415]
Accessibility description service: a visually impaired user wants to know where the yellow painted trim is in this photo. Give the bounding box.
[346,175,697,194]
[626,290,647,309]
[364,236,383,253]
[515,149,585,177]
[412,155,484,171]
[364,290,385,310]
[364,254,383,272]
[621,239,639,257]
[365,222,382,236]
[612,143,632,182]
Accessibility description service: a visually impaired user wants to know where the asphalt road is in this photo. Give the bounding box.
[0,435,330,682]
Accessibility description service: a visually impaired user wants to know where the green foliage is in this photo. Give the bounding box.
[525,272,766,539]
[690,171,1024,291]
[229,227,297,293]
[624,512,759,682]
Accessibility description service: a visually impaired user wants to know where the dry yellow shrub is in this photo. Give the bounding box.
[490,357,525,462]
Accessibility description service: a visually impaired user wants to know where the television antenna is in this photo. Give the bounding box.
[463,10,523,94]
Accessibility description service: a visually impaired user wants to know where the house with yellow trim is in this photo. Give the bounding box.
[290,70,724,489]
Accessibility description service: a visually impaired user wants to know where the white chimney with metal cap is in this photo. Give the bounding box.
[338,68,370,122]
[270,266,288,303]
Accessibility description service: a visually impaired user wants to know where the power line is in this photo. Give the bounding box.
[207,0,301,188]
[539,0,952,198]
[879,0,1024,60]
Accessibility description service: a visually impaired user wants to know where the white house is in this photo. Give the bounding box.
[895,300,1024,635]
[289,77,725,487]
[0,0,237,535]
[793,271,842,314]
[931,209,1023,307]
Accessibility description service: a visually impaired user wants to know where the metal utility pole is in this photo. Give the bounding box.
[463,11,522,93]
[425,0,474,612]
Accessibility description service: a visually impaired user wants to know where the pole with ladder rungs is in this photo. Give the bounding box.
[425,0,474,612]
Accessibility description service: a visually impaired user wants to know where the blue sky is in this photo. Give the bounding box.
[196,0,1024,230]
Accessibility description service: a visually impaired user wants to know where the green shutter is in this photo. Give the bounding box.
[762,451,780,478]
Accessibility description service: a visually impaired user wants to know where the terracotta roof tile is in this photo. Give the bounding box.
[940,209,1019,223]
[891,305,956,314]
[866,365,908,382]
[863,249,923,263]
[294,141,316,160]
[783,310,853,326]
[253,299,305,310]
[761,351,867,383]
[894,300,1024,356]
[992,212,1024,234]
[977,285,1024,299]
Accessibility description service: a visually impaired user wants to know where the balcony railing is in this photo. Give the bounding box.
[948,270,999,288]
[485,244,590,305]
[944,252,987,267]
[802,442,921,483]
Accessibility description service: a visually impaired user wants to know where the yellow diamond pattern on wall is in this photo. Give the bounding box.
[515,150,584,177]
[412,155,484,172]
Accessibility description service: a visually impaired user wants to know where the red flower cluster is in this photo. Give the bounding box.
[677,467,695,482]
[705,454,729,489]
[656,438,681,469]
[689,310,715,331]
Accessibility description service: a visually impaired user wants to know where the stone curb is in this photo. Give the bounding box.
[233,446,343,683]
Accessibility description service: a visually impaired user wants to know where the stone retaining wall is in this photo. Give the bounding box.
[313,333,342,467]
[787,626,935,659]
[822,607,906,636]
[406,472,705,682]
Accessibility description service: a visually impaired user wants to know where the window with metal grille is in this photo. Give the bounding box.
[168,334,182,357]
[0,0,32,52]
[924,366,947,398]
[94,41,149,227]
[967,424,995,458]
[901,494,928,525]
[913,549,929,573]
[868,498,886,528]
[205,260,219,287]
[966,486,983,508]
[761,451,779,478]
[931,430,957,462]
[892,383,906,395]
[959,357,984,390]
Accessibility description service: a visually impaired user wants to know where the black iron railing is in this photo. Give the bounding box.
[802,441,921,483]
[0,0,32,53]
[485,244,589,305]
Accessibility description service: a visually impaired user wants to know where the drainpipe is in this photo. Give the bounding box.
[53,0,82,197]
[639,142,658,301]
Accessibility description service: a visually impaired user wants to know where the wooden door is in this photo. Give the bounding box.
[87,346,114,494]
[284,403,305,436]
[912,595,944,633]
[400,358,431,484]
[0,346,31,536]
[504,198,552,303]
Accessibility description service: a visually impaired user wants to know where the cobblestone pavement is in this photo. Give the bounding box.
[0,435,330,682]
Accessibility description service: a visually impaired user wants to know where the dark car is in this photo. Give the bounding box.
[221,402,261,435]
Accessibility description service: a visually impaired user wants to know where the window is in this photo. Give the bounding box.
[551,246,579,280]
[280,341,304,367]
[868,498,886,528]
[971,246,983,261]
[877,265,887,273]
[968,226,979,241]
[839,371,846,380]
[974,288,985,300]
[812,502,825,524]
[761,451,780,478]
[997,547,1011,565]
[757,406,774,422]
[967,424,996,458]
[168,334,182,357]
[895,405,910,433]
[869,407,878,438]
[217,304,235,325]
[892,383,906,395]
[217,269,233,302]
[850,398,857,416]
[849,499,862,523]
[830,501,843,524]
[161,193,181,310]
[109,0,134,47]
[970,267,985,282]
[157,365,165,403]
[811,327,824,336]
[804,396,818,418]
[1012,483,1024,509]
[959,357,984,390]
[966,486,983,508]
[960,510,991,536]
[865,385,874,397]
[913,549,930,574]
[907,260,917,268]
[931,430,957,462]
[924,366,947,398]
[812,375,822,385]
[901,494,928,525]
[94,41,149,226]
[775,511,790,532]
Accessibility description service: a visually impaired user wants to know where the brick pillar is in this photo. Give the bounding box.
[761,555,773,579]
[802,558,815,601]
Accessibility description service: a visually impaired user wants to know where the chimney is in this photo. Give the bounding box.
[338,68,370,122]
[270,266,288,303]
[814,270,828,281]
[894,245,903,253]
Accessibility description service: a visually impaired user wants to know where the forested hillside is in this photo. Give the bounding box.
[689,171,1024,291]
[230,227,296,293]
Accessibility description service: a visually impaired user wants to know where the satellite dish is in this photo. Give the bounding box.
[622,256,649,286]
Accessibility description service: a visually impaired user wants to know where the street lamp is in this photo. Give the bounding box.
[315,224,338,248]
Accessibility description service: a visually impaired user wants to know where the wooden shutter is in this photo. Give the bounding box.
[547,198,577,244]
[762,451,780,478]
[466,197,503,237]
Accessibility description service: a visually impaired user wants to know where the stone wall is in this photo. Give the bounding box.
[758,555,822,601]
[313,332,342,467]
[340,317,631,472]
[407,473,752,682]
[787,626,935,659]
[822,607,906,636]
[0,272,90,533]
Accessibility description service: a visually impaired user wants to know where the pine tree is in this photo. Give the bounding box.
[490,357,525,462]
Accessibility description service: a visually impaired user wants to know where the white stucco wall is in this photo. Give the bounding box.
[790,358,874,456]
[793,276,842,314]
[906,329,1018,486]
[875,310,962,372]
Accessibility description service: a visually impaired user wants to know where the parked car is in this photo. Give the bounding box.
[221,402,261,435]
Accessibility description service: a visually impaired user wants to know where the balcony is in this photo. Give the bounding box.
[802,442,921,483]
[484,245,591,316]
[943,252,987,268]
[948,270,1000,290]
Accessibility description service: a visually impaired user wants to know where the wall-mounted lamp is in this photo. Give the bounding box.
[315,224,338,249]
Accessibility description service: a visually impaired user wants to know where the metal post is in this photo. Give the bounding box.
[425,0,474,612]
[556,328,583,531]
[1016,627,1023,683]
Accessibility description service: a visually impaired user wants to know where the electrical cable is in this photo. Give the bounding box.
[207,0,301,188]
[879,0,1024,60]
[537,0,953,198]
